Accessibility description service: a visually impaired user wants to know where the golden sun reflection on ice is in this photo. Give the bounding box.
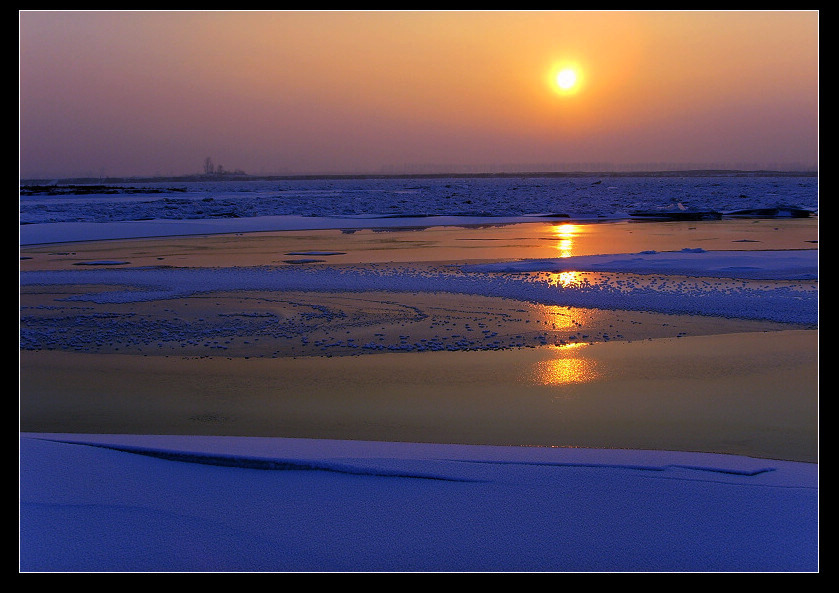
[545,271,581,288]
[548,223,582,286]
[553,222,579,257]
[531,343,599,386]
[538,303,590,330]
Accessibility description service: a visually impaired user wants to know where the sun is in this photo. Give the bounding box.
[549,63,583,95]
[556,68,578,90]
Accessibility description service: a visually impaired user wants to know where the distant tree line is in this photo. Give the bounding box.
[203,157,246,176]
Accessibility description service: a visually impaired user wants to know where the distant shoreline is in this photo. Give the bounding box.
[20,169,819,185]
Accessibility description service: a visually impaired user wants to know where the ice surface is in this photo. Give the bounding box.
[19,175,819,571]
[20,174,817,244]
[20,175,818,223]
[19,433,818,572]
[20,249,818,325]
[465,248,818,280]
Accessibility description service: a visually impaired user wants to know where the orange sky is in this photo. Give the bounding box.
[19,10,818,178]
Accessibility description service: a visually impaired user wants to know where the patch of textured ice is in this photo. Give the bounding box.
[21,255,818,324]
[464,249,818,280]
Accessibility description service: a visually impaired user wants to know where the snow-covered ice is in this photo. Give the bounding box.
[20,174,817,245]
[19,433,818,572]
[465,248,818,280]
[20,249,818,327]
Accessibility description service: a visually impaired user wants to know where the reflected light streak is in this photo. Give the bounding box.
[531,344,599,386]
[553,223,579,258]
[545,271,581,288]
[537,303,591,330]
[549,223,582,286]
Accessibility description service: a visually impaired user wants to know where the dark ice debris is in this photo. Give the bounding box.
[725,206,814,218]
[630,210,723,221]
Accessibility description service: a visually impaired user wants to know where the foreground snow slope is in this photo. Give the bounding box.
[20,433,818,572]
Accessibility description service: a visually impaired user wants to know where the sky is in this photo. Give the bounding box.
[19,10,819,179]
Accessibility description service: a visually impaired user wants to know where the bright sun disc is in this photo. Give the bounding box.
[556,68,577,90]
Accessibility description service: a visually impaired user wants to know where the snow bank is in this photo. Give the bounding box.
[19,433,818,572]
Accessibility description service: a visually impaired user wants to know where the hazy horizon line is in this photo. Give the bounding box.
[21,160,818,183]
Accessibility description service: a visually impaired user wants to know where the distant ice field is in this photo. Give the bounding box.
[20,174,817,225]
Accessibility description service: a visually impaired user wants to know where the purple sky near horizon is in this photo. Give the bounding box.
[19,10,818,179]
